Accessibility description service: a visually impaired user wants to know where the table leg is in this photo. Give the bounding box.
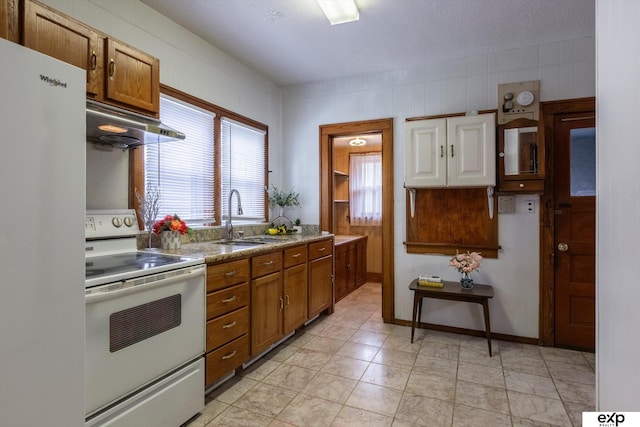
[481,299,492,357]
[411,292,419,343]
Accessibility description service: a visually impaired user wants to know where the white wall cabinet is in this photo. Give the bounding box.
[404,113,496,188]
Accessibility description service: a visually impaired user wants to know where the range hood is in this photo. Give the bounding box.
[86,100,185,149]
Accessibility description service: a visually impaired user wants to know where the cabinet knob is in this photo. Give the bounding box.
[499,152,505,158]
[519,183,525,188]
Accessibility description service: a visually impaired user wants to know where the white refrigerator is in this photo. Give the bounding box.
[0,38,85,426]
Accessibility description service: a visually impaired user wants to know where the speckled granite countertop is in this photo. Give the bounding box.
[334,234,367,246]
[147,233,334,264]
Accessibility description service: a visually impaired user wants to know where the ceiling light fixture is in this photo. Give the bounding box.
[316,0,359,25]
[349,137,366,146]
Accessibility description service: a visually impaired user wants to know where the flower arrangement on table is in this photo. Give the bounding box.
[449,251,483,289]
[153,214,192,235]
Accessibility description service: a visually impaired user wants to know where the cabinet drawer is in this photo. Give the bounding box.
[309,238,333,260]
[205,334,249,387]
[206,283,249,320]
[207,259,249,292]
[251,251,282,278]
[284,245,307,268]
[206,307,249,352]
[500,179,544,193]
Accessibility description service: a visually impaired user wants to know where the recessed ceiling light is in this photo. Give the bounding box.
[317,0,359,25]
[349,137,366,146]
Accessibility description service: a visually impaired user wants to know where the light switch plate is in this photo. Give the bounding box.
[498,195,516,213]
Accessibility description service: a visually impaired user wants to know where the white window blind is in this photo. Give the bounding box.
[144,96,215,226]
[221,117,266,223]
[349,153,382,226]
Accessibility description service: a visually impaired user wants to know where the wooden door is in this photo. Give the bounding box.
[554,113,596,350]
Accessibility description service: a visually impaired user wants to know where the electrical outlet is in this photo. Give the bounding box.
[526,200,536,213]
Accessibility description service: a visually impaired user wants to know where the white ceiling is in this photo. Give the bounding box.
[141,0,595,86]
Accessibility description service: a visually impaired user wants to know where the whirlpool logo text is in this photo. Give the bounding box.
[40,74,67,88]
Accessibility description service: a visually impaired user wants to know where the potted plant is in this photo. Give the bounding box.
[293,218,302,234]
[267,184,301,219]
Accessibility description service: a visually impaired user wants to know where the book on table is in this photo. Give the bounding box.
[418,274,443,288]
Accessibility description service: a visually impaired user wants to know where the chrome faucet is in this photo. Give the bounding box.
[225,189,243,240]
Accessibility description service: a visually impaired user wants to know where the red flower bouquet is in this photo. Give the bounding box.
[152,214,192,235]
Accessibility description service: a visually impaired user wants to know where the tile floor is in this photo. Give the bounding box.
[186,282,595,427]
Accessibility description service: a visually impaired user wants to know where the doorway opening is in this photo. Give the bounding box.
[319,118,394,322]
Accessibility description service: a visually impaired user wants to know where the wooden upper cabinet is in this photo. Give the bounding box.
[497,118,545,193]
[22,0,102,98]
[0,0,19,42]
[22,0,160,116]
[104,38,159,115]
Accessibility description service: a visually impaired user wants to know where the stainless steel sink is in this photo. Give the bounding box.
[214,239,266,247]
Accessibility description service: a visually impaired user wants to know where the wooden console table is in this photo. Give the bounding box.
[409,279,495,356]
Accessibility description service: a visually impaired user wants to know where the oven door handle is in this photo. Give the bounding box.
[85,264,205,304]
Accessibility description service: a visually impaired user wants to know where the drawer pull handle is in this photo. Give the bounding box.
[221,350,237,360]
[223,270,237,277]
[222,321,237,329]
[263,260,274,266]
[90,50,97,71]
[221,295,236,304]
[280,297,284,310]
[318,247,326,252]
[292,253,301,258]
[285,294,290,306]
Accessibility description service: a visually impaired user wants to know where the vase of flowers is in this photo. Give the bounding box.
[153,214,192,249]
[267,184,301,228]
[449,251,483,289]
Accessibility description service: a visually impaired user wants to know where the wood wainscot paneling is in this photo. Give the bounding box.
[404,187,499,258]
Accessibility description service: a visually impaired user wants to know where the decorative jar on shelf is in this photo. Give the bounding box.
[460,272,474,289]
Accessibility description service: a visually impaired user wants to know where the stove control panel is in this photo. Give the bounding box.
[85,209,139,240]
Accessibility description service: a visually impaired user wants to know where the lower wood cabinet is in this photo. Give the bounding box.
[335,236,367,302]
[204,258,250,388]
[308,238,334,318]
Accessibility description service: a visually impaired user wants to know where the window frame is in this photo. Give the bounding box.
[130,84,269,228]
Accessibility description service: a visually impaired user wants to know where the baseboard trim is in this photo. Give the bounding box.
[392,318,539,345]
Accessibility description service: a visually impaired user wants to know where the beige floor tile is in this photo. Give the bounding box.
[565,400,595,426]
[413,353,459,379]
[498,341,543,358]
[508,390,572,426]
[510,416,555,426]
[262,363,318,392]
[208,405,274,426]
[300,372,357,404]
[345,382,402,417]
[381,335,422,354]
[276,393,342,427]
[302,335,348,355]
[458,346,502,369]
[350,330,389,347]
[553,377,596,406]
[504,370,559,399]
[183,399,229,427]
[405,370,456,402]
[418,340,460,360]
[455,380,510,414]
[452,403,512,427]
[546,360,596,385]
[315,323,358,341]
[266,344,299,363]
[213,376,258,404]
[335,341,380,362]
[283,347,333,370]
[233,382,297,418]
[360,362,411,391]
[394,392,454,427]
[331,406,393,427]
[459,335,500,354]
[423,330,465,345]
[540,346,590,367]
[457,361,506,389]
[583,351,596,372]
[372,348,417,369]
[321,355,370,380]
[358,319,399,335]
[241,359,282,381]
[502,355,550,377]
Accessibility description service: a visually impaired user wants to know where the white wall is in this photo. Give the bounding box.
[283,38,595,338]
[596,0,640,411]
[39,0,285,209]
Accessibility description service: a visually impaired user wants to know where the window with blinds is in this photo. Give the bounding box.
[144,96,215,226]
[221,118,267,223]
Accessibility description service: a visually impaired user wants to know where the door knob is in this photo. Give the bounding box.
[557,243,569,252]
